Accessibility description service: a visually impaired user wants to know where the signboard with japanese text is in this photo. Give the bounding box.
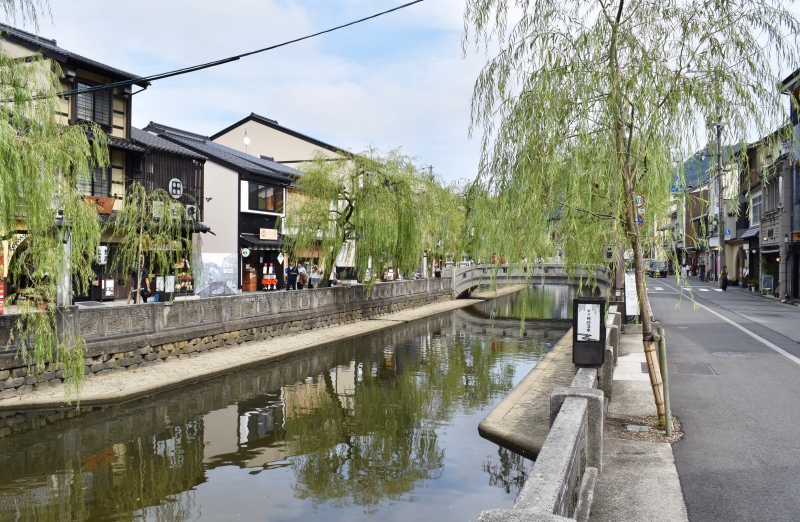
[259,228,278,240]
[624,271,640,317]
[572,297,607,365]
[0,252,4,315]
[576,302,601,342]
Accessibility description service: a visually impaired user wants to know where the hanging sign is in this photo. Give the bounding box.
[259,228,278,240]
[0,252,4,315]
[241,248,251,258]
[277,253,284,264]
[97,245,108,266]
[168,178,184,199]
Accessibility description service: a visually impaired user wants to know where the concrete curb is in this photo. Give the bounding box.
[477,331,573,459]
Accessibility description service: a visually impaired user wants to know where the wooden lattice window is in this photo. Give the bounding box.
[76,81,111,127]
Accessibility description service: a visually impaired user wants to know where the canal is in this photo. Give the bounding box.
[0,285,581,521]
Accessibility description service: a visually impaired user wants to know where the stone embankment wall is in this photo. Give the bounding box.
[0,278,453,400]
[478,305,622,522]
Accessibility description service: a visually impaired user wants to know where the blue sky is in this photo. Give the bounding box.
[30,0,485,183]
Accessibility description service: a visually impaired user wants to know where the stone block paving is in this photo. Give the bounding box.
[0,298,484,411]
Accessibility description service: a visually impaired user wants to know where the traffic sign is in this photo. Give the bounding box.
[636,194,646,208]
[637,207,645,215]
[636,214,645,228]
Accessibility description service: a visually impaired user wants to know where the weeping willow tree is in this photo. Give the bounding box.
[109,182,197,304]
[463,0,799,419]
[1,1,109,398]
[284,149,465,291]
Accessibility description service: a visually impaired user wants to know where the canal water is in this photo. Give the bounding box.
[0,285,580,522]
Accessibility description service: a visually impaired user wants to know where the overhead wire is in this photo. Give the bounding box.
[42,0,424,99]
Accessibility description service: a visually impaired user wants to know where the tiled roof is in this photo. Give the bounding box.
[240,233,284,249]
[107,135,147,153]
[131,127,206,160]
[144,122,297,184]
[0,24,148,85]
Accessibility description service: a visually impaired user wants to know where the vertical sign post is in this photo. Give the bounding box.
[572,297,607,365]
[624,271,640,322]
[0,252,4,315]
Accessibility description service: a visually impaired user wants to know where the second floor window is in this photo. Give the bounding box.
[77,167,111,197]
[76,81,111,127]
[751,194,762,225]
[248,182,283,213]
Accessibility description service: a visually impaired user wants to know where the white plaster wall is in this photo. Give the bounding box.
[202,162,239,255]
[213,121,343,163]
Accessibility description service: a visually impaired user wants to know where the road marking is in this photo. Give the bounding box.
[715,289,723,292]
[698,288,709,292]
[654,287,664,291]
[671,286,800,367]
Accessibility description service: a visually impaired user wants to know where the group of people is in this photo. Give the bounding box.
[679,262,730,291]
[285,261,339,290]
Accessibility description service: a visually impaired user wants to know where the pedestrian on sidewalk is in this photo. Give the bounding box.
[297,262,308,289]
[721,265,729,291]
[699,264,706,282]
[287,263,298,290]
[310,264,321,288]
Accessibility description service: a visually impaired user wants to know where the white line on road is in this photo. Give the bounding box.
[655,287,664,291]
[698,288,709,292]
[715,289,723,292]
[666,284,800,367]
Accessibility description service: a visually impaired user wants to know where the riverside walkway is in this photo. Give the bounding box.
[0,285,527,411]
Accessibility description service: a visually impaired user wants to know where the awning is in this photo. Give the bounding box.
[761,247,780,254]
[738,227,760,240]
[240,233,284,250]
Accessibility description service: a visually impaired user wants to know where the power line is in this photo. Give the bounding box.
[47,0,424,99]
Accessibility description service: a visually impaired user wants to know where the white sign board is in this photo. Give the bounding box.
[576,303,601,342]
[277,253,284,264]
[259,228,278,240]
[624,271,640,316]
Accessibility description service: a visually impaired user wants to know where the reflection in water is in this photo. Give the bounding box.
[0,286,578,521]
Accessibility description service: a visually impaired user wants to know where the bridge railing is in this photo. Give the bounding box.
[448,263,612,297]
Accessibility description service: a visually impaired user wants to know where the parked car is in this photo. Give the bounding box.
[649,261,668,278]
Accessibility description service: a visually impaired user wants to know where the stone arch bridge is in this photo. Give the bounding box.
[446,264,611,298]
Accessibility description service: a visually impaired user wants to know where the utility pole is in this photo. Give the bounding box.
[716,123,726,281]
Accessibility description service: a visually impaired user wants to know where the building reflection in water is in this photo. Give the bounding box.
[0,284,581,521]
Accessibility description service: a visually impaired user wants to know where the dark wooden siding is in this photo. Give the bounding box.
[127,151,205,219]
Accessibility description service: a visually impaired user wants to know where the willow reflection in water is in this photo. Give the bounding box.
[0,288,577,521]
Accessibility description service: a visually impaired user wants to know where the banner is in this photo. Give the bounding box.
[0,252,4,315]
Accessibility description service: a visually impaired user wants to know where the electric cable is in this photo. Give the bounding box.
[43,0,424,99]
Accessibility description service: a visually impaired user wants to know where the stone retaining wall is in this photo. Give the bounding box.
[0,278,453,400]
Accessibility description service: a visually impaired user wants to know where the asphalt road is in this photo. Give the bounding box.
[646,278,800,522]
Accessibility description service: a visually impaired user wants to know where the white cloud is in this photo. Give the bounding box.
[30,0,484,182]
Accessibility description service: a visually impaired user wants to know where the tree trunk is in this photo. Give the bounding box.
[609,0,665,424]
